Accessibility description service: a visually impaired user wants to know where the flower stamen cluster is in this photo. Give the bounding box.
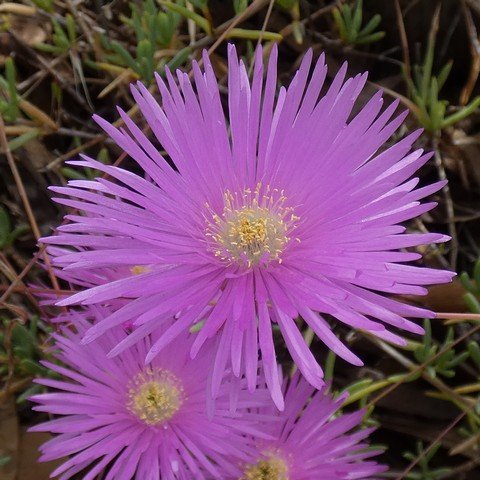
[206,183,299,267]
[127,368,183,426]
[241,453,289,480]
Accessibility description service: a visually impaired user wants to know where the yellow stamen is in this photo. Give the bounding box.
[241,455,289,480]
[127,369,183,426]
[130,265,151,275]
[205,183,299,268]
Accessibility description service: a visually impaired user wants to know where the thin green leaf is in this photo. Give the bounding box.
[52,18,69,49]
[332,9,348,42]
[166,46,191,71]
[324,350,336,382]
[437,60,452,90]
[233,0,248,14]
[7,129,40,151]
[225,28,283,41]
[464,292,480,313]
[343,379,391,406]
[110,41,139,72]
[459,271,474,293]
[66,13,76,44]
[341,4,353,33]
[4,58,19,121]
[468,341,480,367]
[160,1,211,34]
[355,31,385,45]
[61,167,88,180]
[0,207,12,249]
[442,96,480,129]
[352,0,363,33]
[16,384,43,404]
[474,260,480,293]
[360,14,382,37]
[420,36,435,104]
[276,0,297,10]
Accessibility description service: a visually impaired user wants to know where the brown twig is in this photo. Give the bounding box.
[465,0,480,18]
[206,0,271,59]
[280,2,337,38]
[461,0,480,105]
[0,252,40,312]
[395,0,411,83]
[257,0,276,45]
[9,30,91,111]
[0,247,46,305]
[247,0,276,77]
[436,312,480,320]
[0,116,61,293]
[438,457,480,478]
[433,138,458,270]
[396,409,468,480]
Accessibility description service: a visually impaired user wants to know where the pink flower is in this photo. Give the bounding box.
[237,374,387,480]
[44,44,453,409]
[30,307,271,479]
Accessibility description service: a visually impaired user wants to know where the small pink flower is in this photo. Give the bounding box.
[30,307,271,479]
[238,374,387,479]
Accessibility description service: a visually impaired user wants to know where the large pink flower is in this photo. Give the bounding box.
[44,44,453,409]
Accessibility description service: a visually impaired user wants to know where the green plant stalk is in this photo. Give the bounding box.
[371,336,480,424]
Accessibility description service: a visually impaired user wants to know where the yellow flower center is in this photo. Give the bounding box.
[127,369,183,426]
[130,265,150,275]
[206,183,299,267]
[241,455,289,480]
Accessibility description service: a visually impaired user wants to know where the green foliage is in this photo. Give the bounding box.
[11,322,37,359]
[29,0,54,12]
[0,207,29,250]
[225,28,282,42]
[186,0,208,9]
[35,14,77,54]
[160,1,210,34]
[407,36,480,134]
[233,0,249,14]
[0,317,52,403]
[468,341,480,369]
[127,0,181,47]
[100,0,185,81]
[341,373,415,407]
[403,441,451,479]
[8,129,41,152]
[332,0,385,46]
[324,350,336,382]
[0,58,19,122]
[0,59,41,147]
[460,258,480,313]
[276,0,298,10]
[413,319,469,378]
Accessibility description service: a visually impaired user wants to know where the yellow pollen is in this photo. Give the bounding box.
[205,183,299,267]
[127,369,183,426]
[241,455,289,480]
[131,265,150,275]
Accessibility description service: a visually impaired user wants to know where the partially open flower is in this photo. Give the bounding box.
[238,374,387,480]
